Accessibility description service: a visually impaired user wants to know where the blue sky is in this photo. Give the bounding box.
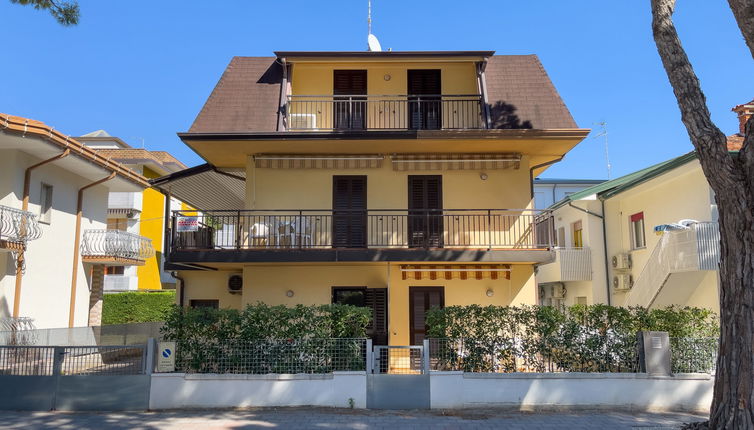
[0,0,751,179]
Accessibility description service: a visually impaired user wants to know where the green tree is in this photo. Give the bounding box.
[10,0,79,26]
[650,0,754,428]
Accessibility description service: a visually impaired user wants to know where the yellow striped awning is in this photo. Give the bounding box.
[399,264,511,281]
[254,154,384,169]
[391,153,521,171]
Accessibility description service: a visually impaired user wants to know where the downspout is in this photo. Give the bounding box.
[529,156,564,200]
[567,201,612,306]
[172,272,185,307]
[68,172,116,327]
[12,149,71,319]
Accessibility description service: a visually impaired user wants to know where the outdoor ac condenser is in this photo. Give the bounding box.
[228,274,243,294]
[612,253,632,270]
[613,274,633,291]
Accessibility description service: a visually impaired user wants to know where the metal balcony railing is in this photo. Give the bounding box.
[0,204,42,244]
[80,230,155,262]
[285,94,485,131]
[170,209,554,251]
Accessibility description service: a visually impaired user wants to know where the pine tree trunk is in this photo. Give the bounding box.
[650,0,754,428]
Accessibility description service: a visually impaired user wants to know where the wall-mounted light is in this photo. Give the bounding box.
[480,173,488,181]
[486,288,494,297]
[384,74,391,81]
[286,290,294,298]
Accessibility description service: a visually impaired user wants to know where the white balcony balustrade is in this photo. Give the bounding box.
[537,247,592,283]
[0,204,42,251]
[80,230,154,266]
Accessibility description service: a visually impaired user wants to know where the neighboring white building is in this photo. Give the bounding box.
[533,178,606,209]
[0,115,152,329]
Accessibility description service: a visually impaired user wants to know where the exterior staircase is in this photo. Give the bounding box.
[623,222,720,308]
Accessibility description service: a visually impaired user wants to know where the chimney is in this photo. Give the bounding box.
[732,99,754,135]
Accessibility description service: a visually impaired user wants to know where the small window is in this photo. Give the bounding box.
[39,183,53,224]
[630,212,646,249]
[190,299,219,309]
[576,296,588,306]
[105,266,125,275]
[332,287,366,307]
[557,227,566,248]
[107,218,128,231]
[572,220,583,248]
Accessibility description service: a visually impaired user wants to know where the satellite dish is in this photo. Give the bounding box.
[368,34,382,52]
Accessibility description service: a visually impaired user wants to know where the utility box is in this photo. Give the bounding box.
[638,331,671,376]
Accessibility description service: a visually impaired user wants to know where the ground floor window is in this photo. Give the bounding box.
[105,266,124,275]
[332,287,388,345]
[190,299,219,309]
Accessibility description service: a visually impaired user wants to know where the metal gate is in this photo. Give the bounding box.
[367,343,430,409]
[0,343,153,411]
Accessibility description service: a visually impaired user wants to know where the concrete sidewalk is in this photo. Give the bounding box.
[0,408,706,429]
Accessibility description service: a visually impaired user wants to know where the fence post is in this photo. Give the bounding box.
[637,331,671,376]
[52,346,65,377]
[422,339,430,374]
[365,339,373,374]
[145,338,155,375]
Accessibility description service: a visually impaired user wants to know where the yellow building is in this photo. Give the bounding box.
[154,50,589,346]
[77,131,188,291]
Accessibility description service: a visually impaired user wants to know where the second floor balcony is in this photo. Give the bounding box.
[285,94,485,131]
[0,204,42,252]
[168,209,555,264]
[80,230,155,266]
[536,247,593,283]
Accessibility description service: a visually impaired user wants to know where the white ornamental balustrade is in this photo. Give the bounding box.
[80,230,154,263]
[0,204,42,246]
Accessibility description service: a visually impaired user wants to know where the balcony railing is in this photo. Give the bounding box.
[0,204,42,247]
[537,247,592,283]
[285,94,485,131]
[80,230,155,264]
[170,209,553,251]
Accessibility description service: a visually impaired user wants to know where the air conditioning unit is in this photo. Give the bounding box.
[228,274,243,294]
[613,274,633,291]
[612,253,632,270]
[288,113,317,130]
[551,284,566,299]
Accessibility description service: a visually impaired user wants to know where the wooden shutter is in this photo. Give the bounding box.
[332,176,367,248]
[333,70,367,130]
[365,288,388,345]
[409,287,444,345]
[334,70,367,95]
[408,176,443,247]
[407,70,441,95]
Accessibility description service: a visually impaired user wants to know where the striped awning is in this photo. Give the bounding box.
[391,153,521,171]
[254,154,384,169]
[400,264,511,281]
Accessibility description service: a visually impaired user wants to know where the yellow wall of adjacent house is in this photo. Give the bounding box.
[137,167,165,290]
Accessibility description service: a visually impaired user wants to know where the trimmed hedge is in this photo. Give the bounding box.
[102,291,176,325]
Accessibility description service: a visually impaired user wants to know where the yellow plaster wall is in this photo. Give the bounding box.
[180,270,243,309]
[137,167,165,290]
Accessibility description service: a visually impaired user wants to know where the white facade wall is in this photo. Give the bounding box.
[150,372,367,409]
[0,149,109,328]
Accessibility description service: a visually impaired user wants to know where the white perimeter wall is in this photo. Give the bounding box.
[150,372,367,409]
[430,372,712,412]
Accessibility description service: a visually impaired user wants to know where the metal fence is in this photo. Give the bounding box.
[172,209,553,251]
[0,204,42,243]
[428,337,641,373]
[173,338,368,374]
[80,229,155,261]
[670,337,718,374]
[374,345,425,374]
[0,322,164,346]
[0,345,147,376]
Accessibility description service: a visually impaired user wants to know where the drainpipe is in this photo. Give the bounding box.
[68,172,116,327]
[529,156,564,200]
[172,272,185,307]
[12,149,71,319]
[567,201,612,306]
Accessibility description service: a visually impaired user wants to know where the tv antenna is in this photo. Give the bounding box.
[367,0,382,51]
[592,122,612,179]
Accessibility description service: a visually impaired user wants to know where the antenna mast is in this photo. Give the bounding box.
[593,122,612,179]
[368,0,372,37]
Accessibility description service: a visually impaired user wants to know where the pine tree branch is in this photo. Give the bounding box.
[728,0,754,60]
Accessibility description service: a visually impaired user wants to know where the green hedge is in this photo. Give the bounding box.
[102,291,176,325]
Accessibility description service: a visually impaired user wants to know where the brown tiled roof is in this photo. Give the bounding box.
[189,57,282,133]
[727,134,744,151]
[95,148,188,172]
[188,54,577,133]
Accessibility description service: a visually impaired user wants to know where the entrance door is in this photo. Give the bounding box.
[334,70,367,130]
[332,176,367,248]
[409,287,444,345]
[408,175,443,248]
[332,287,388,345]
[408,70,441,129]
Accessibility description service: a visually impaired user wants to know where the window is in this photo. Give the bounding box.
[630,212,646,249]
[332,287,388,345]
[557,227,566,247]
[332,287,366,307]
[105,266,124,275]
[572,220,583,248]
[39,183,53,224]
[576,296,588,306]
[107,218,128,231]
[189,299,219,309]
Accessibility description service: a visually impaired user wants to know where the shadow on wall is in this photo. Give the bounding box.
[487,101,533,129]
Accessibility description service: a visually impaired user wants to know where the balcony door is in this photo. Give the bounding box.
[409,287,444,345]
[332,175,367,248]
[408,175,443,248]
[408,70,441,130]
[334,70,367,130]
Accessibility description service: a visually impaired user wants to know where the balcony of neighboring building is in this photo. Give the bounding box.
[107,191,143,217]
[80,229,154,266]
[0,204,42,252]
[536,247,593,283]
[167,209,555,264]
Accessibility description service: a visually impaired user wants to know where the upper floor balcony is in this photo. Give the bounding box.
[168,209,555,264]
[285,94,485,131]
[536,247,593,283]
[0,204,42,252]
[80,230,155,266]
